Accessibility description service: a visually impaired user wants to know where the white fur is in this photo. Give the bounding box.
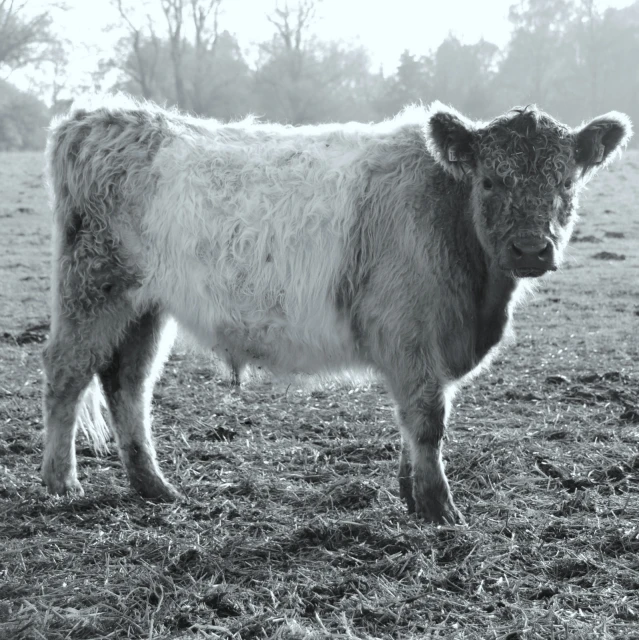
[120,102,429,374]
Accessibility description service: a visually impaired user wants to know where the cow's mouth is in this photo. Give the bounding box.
[511,267,549,278]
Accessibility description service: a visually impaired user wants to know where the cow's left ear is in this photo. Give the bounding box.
[574,112,632,177]
[424,102,477,180]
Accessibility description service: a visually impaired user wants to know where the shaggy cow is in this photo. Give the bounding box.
[41,95,631,524]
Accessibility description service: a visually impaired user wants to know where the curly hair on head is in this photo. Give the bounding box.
[477,106,573,193]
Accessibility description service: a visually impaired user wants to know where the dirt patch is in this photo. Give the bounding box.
[592,251,626,260]
[1,321,50,345]
[571,234,602,243]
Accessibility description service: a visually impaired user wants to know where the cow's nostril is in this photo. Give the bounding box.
[539,242,552,259]
[511,244,523,258]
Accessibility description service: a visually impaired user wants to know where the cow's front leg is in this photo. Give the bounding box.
[395,383,463,524]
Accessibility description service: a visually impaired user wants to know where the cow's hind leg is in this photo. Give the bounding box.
[42,312,127,496]
[98,310,179,501]
[42,333,93,496]
[393,381,464,525]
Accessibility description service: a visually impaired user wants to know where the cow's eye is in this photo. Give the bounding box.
[482,178,493,191]
[564,178,573,189]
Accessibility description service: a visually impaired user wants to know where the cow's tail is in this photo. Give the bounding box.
[77,377,111,453]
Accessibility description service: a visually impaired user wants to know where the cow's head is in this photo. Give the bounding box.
[425,102,632,278]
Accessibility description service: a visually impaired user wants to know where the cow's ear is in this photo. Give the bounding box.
[574,112,632,178]
[424,102,477,180]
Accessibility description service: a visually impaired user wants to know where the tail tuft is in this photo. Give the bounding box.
[77,377,111,453]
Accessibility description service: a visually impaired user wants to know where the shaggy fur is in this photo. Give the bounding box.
[41,94,632,523]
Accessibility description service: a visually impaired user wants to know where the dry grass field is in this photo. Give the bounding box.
[0,149,638,640]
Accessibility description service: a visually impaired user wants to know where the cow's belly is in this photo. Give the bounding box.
[210,312,358,375]
[139,258,358,374]
[178,307,357,375]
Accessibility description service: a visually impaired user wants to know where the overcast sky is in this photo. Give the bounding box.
[21,0,638,94]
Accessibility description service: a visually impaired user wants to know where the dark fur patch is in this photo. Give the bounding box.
[64,209,83,246]
[99,348,121,396]
[68,124,93,161]
[399,396,446,448]
[334,242,371,352]
[98,311,164,395]
[475,273,516,362]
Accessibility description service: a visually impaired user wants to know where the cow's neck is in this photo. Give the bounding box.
[453,194,518,364]
[474,264,517,361]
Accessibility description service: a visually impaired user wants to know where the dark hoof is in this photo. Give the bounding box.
[415,494,465,526]
[132,476,183,502]
[143,485,183,503]
[399,472,463,524]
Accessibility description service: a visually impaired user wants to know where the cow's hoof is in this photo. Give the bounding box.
[415,494,465,526]
[132,476,183,502]
[148,483,183,503]
[42,473,84,497]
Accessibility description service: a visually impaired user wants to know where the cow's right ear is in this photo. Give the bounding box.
[424,102,477,180]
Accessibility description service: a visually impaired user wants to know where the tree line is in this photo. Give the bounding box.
[0,0,638,150]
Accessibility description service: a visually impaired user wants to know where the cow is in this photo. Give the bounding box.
[41,94,631,524]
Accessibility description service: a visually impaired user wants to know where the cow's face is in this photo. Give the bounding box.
[425,103,632,278]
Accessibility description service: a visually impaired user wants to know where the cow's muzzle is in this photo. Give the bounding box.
[506,236,557,278]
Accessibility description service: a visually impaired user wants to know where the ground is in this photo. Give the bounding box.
[0,150,637,640]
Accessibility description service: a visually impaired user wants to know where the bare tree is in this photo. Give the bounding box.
[44,37,68,104]
[115,0,162,98]
[0,0,60,73]
[500,0,575,107]
[110,0,244,113]
[259,0,319,122]
[161,0,186,106]
[190,0,222,113]
[191,0,220,53]
[578,0,602,114]
[268,0,315,51]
